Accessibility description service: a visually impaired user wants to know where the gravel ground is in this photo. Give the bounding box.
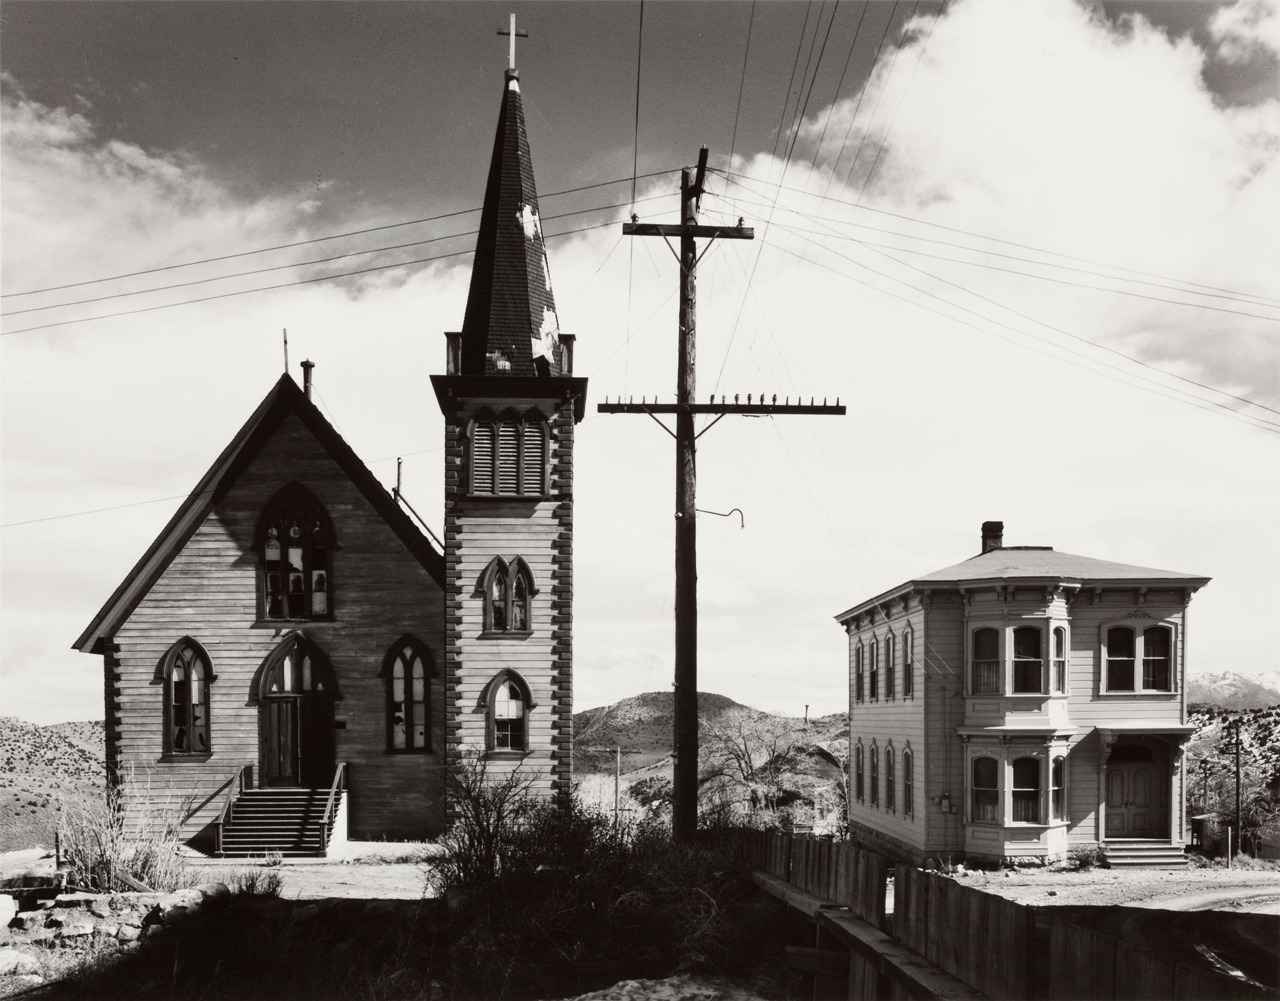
[948,864,1280,909]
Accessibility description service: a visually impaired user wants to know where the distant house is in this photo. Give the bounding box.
[73,65,587,854]
[836,522,1209,867]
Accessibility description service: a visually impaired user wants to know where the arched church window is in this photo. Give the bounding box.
[484,671,533,753]
[478,557,535,636]
[162,639,212,757]
[259,483,333,620]
[383,636,434,753]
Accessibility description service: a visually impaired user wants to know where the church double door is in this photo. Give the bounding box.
[261,695,334,788]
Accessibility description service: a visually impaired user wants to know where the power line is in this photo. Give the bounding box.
[767,234,1280,434]
[711,180,1280,320]
[728,1,757,170]
[855,0,943,203]
[835,2,901,189]
[630,0,645,212]
[3,170,679,300]
[713,167,1280,308]
[2,494,189,529]
[2,218,618,337]
[6,193,669,318]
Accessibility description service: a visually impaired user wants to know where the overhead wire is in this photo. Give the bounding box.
[5,193,670,319]
[853,0,943,204]
[765,232,1280,434]
[2,217,621,337]
[630,0,645,213]
[2,170,680,300]
[711,178,1280,320]
[714,168,1280,308]
[714,169,1280,310]
[841,1,913,193]
[727,1,757,170]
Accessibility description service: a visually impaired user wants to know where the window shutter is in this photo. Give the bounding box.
[521,421,545,494]
[472,423,495,493]
[497,423,519,493]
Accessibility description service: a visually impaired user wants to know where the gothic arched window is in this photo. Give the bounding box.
[162,639,213,757]
[483,670,534,753]
[469,411,549,496]
[477,557,535,636]
[383,636,435,753]
[258,483,334,621]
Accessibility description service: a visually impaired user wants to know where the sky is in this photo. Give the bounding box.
[2,0,1278,726]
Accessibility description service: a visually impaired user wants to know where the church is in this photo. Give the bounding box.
[73,62,586,855]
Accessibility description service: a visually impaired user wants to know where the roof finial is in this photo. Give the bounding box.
[497,13,528,72]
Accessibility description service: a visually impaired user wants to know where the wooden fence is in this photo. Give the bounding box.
[722,831,1273,1001]
[893,864,1037,1000]
[735,829,889,928]
[1049,918,1273,1001]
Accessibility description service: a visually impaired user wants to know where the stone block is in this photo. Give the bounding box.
[8,912,43,932]
[0,896,16,926]
[53,893,99,909]
[116,925,140,942]
[58,921,94,939]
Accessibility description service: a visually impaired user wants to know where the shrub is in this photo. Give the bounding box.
[227,867,284,897]
[58,770,196,892]
[1067,845,1108,870]
[429,751,537,894]
[430,767,788,999]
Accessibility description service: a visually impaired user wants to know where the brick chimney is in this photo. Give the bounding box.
[981,521,1004,553]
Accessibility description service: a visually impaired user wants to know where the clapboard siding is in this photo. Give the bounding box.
[112,412,447,844]
[839,563,1197,864]
[922,597,966,855]
[443,392,578,814]
[846,600,933,861]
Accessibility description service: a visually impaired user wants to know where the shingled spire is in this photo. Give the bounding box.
[459,68,562,378]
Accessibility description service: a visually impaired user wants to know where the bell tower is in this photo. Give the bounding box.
[431,63,587,806]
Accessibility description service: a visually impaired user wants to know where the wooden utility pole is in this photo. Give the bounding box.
[600,147,844,840]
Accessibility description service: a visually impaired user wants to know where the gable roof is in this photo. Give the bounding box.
[835,545,1209,623]
[74,374,444,653]
[459,69,563,378]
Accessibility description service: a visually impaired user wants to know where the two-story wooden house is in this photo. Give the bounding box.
[836,522,1208,867]
[73,64,586,854]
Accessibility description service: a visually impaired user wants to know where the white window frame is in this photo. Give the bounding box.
[967,619,1069,697]
[1099,620,1179,694]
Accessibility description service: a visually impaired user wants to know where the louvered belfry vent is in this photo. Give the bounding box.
[459,69,562,379]
[468,413,548,498]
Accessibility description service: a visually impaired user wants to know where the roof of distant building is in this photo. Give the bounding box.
[835,536,1209,624]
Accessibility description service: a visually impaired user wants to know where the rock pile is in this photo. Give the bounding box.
[0,884,224,989]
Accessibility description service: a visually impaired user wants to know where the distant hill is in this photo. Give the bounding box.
[1187,671,1280,711]
[573,691,845,773]
[0,717,105,853]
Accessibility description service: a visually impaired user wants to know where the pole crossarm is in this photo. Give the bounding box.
[600,144,845,842]
[599,402,846,416]
[623,223,755,240]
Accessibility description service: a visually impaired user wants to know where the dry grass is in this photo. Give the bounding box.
[57,769,196,893]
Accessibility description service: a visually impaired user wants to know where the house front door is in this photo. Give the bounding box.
[261,696,334,787]
[1105,743,1161,838]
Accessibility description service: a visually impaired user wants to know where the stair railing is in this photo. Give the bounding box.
[319,762,347,854]
[213,764,251,856]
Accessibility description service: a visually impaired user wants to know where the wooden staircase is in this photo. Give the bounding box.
[1105,840,1187,868]
[216,787,342,857]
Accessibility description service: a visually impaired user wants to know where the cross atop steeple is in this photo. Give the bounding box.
[497,13,528,71]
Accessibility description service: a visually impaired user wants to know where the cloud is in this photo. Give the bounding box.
[2,1,1278,727]
[1210,0,1280,63]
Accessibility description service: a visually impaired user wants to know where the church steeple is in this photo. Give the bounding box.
[458,67,562,378]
